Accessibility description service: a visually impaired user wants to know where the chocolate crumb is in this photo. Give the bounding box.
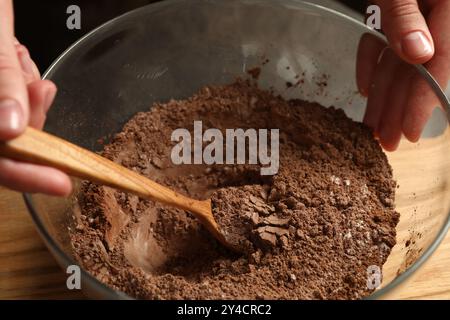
[247,67,261,80]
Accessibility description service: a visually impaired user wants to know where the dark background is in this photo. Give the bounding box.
[13,0,365,73]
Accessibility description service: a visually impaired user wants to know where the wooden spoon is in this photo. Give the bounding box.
[0,127,233,250]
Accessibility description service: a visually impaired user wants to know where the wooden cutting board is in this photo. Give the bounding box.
[0,186,449,299]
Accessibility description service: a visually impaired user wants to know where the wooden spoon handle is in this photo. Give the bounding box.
[0,127,206,214]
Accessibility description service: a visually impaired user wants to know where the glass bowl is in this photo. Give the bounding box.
[24,0,450,299]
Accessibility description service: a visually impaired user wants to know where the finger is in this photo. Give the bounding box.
[356,33,387,97]
[15,44,40,83]
[363,49,398,134]
[14,41,57,120]
[378,62,414,151]
[402,0,450,141]
[42,80,57,113]
[0,157,72,196]
[28,80,57,129]
[0,0,29,140]
[402,66,446,142]
[375,0,434,64]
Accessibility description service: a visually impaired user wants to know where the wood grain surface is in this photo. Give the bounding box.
[0,185,448,299]
[0,188,83,299]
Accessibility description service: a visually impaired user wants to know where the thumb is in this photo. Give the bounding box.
[0,0,29,140]
[376,0,434,64]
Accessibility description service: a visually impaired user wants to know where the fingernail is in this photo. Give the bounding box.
[402,31,433,60]
[18,48,35,75]
[0,99,24,137]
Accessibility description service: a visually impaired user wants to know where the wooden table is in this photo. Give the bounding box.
[0,186,449,299]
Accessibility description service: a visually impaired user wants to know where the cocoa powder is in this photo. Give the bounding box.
[70,79,399,299]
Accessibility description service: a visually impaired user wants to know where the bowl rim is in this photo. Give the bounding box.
[24,0,450,300]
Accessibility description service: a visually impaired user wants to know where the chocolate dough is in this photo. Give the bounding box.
[70,79,399,299]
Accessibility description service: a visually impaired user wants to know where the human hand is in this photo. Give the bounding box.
[0,0,71,195]
[357,0,450,151]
